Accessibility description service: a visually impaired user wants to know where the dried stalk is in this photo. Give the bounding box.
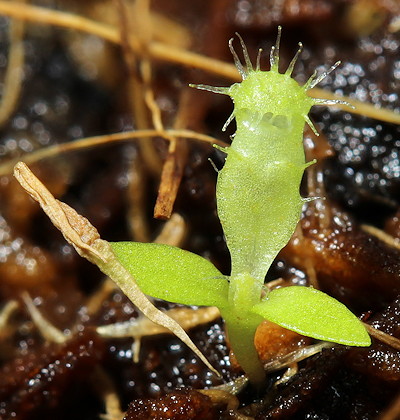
[13,161,219,377]
[361,224,400,250]
[153,89,192,219]
[126,150,150,242]
[93,367,125,420]
[97,306,220,339]
[364,323,400,350]
[0,0,26,127]
[21,292,67,344]
[263,342,334,373]
[0,300,18,331]
[0,129,223,176]
[0,2,398,124]
[153,213,187,246]
[197,389,240,411]
[115,0,162,175]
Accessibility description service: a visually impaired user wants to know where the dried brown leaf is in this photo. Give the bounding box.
[13,162,219,377]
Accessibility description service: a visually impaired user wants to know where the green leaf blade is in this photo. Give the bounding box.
[251,286,371,346]
[110,242,229,308]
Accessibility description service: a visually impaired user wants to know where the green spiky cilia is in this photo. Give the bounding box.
[111,27,370,385]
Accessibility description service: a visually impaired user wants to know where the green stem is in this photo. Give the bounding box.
[224,273,265,385]
[229,272,263,311]
[223,309,265,386]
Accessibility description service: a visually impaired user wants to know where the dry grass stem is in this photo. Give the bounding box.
[13,162,219,376]
[311,87,400,124]
[128,88,162,175]
[0,2,397,125]
[0,0,26,127]
[117,0,155,245]
[0,2,120,42]
[0,300,18,331]
[305,163,331,230]
[144,88,168,133]
[21,291,67,344]
[85,277,118,316]
[304,259,319,289]
[130,0,152,47]
[126,152,150,242]
[0,129,224,176]
[154,90,192,219]
[97,306,220,363]
[97,306,220,339]
[263,342,335,373]
[274,362,298,386]
[198,389,240,411]
[150,11,192,48]
[264,278,284,289]
[0,1,236,77]
[211,375,248,395]
[131,336,142,363]
[153,213,187,246]
[116,0,162,176]
[361,224,400,250]
[153,139,182,218]
[294,224,320,289]
[93,367,125,420]
[364,323,400,350]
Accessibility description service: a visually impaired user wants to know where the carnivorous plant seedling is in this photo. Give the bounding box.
[111,28,370,385]
[14,28,371,387]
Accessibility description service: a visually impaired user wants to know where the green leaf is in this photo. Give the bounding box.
[250,286,371,346]
[110,242,229,308]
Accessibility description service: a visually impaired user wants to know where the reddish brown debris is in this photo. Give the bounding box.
[230,320,311,371]
[285,201,400,311]
[347,298,400,382]
[124,388,218,420]
[154,140,188,220]
[0,330,105,420]
[385,209,400,240]
[255,347,347,419]
[254,297,400,419]
[254,321,311,365]
[0,235,59,294]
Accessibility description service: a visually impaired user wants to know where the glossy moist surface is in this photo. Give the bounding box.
[0,1,400,419]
